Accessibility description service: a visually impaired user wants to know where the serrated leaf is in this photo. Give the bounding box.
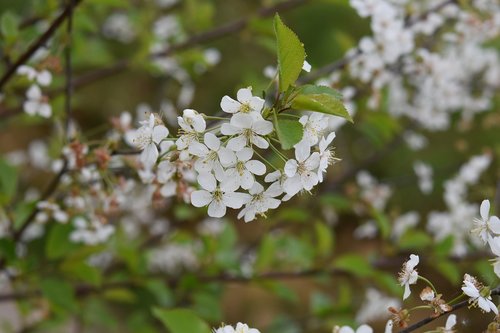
[152,308,211,333]
[292,92,352,122]
[273,14,305,92]
[274,117,303,150]
[334,254,373,278]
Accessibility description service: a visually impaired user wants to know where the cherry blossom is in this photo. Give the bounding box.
[190,173,250,218]
[222,148,266,190]
[23,85,51,118]
[398,254,419,300]
[130,114,169,168]
[237,182,282,222]
[220,87,265,118]
[461,274,498,314]
[17,65,52,86]
[471,199,500,243]
[221,113,273,151]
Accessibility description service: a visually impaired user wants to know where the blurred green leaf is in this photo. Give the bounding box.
[274,117,303,150]
[152,308,211,333]
[370,208,390,239]
[40,278,77,313]
[334,254,373,278]
[433,260,460,284]
[314,222,333,257]
[0,158,18,204]
[1,11,19,40]
[292,88,352,122]
[274,14,305,92]
[398,231,432,250]
[46,223,78,259]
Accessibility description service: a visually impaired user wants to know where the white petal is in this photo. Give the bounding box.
[301,171,318,191]
[489,216,500,234]
[24,101,38,115]
[197,173,217,192]
[284,160,298,177]
[204,132,220,151]
[403,283,411,300]
[218,147,236,167]
[188,141,209,157]
[265,170,281,182]
[251,135,269,149]
[208,200,226,217]
[252,120,273,135]
[227,136,247,151]
[192,115,206,132]
[283,175,303,196]
[478,297,491,312]
[37,70,52,86]
[407,254,419,270]
[489,299,499,315]
[221,123,240,136]
[141,144,158,168]
[357,325,373,333]
[237,87,253,103]
[305,152,320,170]
[481,200,490,221]
[230,113,253,129]
[223,192,251,209]
[220,95,240,113]
[38,103,52,118]
[240,170,255,190]
[152,125,169,144]
[246,160,266,175]
[249,96,265,112]
[445,314,456,329]
[26,84,41,100]
[237,147,253,161]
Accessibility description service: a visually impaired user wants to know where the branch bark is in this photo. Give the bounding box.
[0,0,83,91]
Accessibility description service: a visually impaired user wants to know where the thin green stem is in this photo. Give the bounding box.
[204,115,228,121]
[268,140,288,163]
[447,293,465,305]
[253,149,279,171]
[408,305,432,312]
[418,275,438,294]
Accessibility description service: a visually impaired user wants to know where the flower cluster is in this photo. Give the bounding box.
[213,322,260,333]
[127,87,338,221]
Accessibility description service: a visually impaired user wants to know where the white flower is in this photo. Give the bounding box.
[238,182,282,222]
[398,254,419,300]
[222,148,266,190]
[131,114,169,168]
[461,274,498,314]
[23,85,51,118]
[335,325,373,333]
[189,132,235,173]
[283,148,320,196]
[471,199,500,243]
[317,132,337,183]
[220,87,265,118]
[191,173,251,218]
[443,314,456,332]
[17,65,52,86]
[298,113,328,147]
[176,109,206,150]
[488,235,500,279]
[214,322,260,333]
[221,113,273,151]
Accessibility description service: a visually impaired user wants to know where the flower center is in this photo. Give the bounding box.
[236,161,246,175]
[240,103,252,113]
[213,188,223,201]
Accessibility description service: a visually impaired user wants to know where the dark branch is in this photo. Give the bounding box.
[0,0,83,91]
[399,286,500,333]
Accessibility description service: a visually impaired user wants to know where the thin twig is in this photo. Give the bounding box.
[398,286,500,333]
[64,0,75,140]
[0,0,83,91]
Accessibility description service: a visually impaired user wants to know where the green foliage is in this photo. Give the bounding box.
[1,11,19,43]
[292,86,352,122]
[40,278,78,314]
[0,158,18,205]
[273,14,306,92]
[152,308,211,333]
[274,116,303,150]
[334,254,373,278]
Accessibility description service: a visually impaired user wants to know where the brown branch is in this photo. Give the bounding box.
[399,286,500,333]
[0,0,83,91]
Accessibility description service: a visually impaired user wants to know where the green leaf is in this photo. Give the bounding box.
[334,254,373,278]
[398,230,432,250]
[152,308,211,333]
[0,158,18,204]
[370,208,390,240]
[434,260,460,284]
[292,90,352,122]
[273,14,306,92]
[40,278,77,313]
[314,222,333,257]
[60,261,102,286]
[274,117,303,150]
[46,223,78,259]
[298,84,342,98]
[1,12,19,39]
